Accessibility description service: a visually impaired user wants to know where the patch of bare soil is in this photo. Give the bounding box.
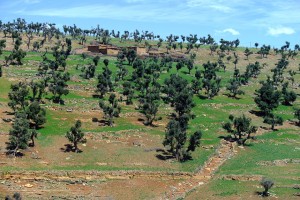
[0,178,182,200]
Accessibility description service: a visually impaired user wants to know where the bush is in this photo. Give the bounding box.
[260,178,274,197]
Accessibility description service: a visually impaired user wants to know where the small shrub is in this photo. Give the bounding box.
[260,178,274,197]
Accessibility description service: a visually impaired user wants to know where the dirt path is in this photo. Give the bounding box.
[158,139,236,200]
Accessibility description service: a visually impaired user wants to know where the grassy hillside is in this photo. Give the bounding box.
[0,32,299,199]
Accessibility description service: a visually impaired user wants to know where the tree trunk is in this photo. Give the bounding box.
[31,134,35,147]
[74,141,78,153]
[271,122,275,130]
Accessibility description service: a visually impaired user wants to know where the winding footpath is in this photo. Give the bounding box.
[158,139,236,200]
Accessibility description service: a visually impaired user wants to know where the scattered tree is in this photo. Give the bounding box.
[260,178,274,197]
[48,72,70,103]
[140,87,160,126]
[163,119,202,161]
[99,93,121,126]
[122,81,134,105]
[6,112,31,156]
[244,47,253,60]
[226,78,244,98]
[223,114,257,145]
[281,82,297,105]
[26,101,46,146]
[8,82,29,112]
[65,120,86,153]
[263,113,283,130]
[254,77,281,115]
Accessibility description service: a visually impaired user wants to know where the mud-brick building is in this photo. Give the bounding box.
[87,44,120,56]
[88,44,155,57]
[127,46,147,55]
[87,45,100,53]
[99,45,120,56]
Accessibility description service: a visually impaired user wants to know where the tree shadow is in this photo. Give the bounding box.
[218,136,254,147]
[255,191,270,197]
[3,111,15,115]
[155,149,174,161]
[223,93,241,100]
[260,126,269,130]
[138,118,145,122]
[198,94,208,100]
[92,117,99,122]
[2,118,12,123]
[218,135,236,142]
[98,119,111,126]
[92,94,102,99]
[249,110,265,117]
[6,151,24,157]
[60,144,82,153]
[181,71,190,75]
[288,120,300,127]
[146,123,159,127]
[59,99,65,105]
[28,142,35,147]
[282,102,293,106]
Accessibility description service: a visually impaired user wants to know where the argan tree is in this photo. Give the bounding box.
[122,81,134,105]
[99,93,121,126]
[202,62,221,99]
[95,64,113,98]
[82,64,96,79]
[244,47,253,60]
[26,101,46,146]
[260,178,274,197]
[163,120,202,161]
[254,77,283,129]
[92,55,100,66]
[226,78,244,98]
[254,77,281,115]
[223,114,257,145]
[125,48,137,65]
[65,120,86,153]
[10,37,27,65]
[6,112,31,156]
[140,87,160,126]
[8,82,29,112]
[162,74,188,106]
[281,82,297,105]
[263,113,283,130]
[48,72,70,103]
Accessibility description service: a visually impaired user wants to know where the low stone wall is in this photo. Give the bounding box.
[0,170,193,182]
[220,174,263,181]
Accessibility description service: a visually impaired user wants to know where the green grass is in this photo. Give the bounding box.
[0,37,299,176]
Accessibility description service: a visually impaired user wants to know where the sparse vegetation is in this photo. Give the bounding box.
[0,17,299,199]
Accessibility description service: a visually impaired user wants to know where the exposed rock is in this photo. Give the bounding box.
[24,183,33,188]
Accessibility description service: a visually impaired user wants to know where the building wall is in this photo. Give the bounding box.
[99,48,108,54]
[107,48,119,56]
[88,46,99,53]
[137,47,147,55]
